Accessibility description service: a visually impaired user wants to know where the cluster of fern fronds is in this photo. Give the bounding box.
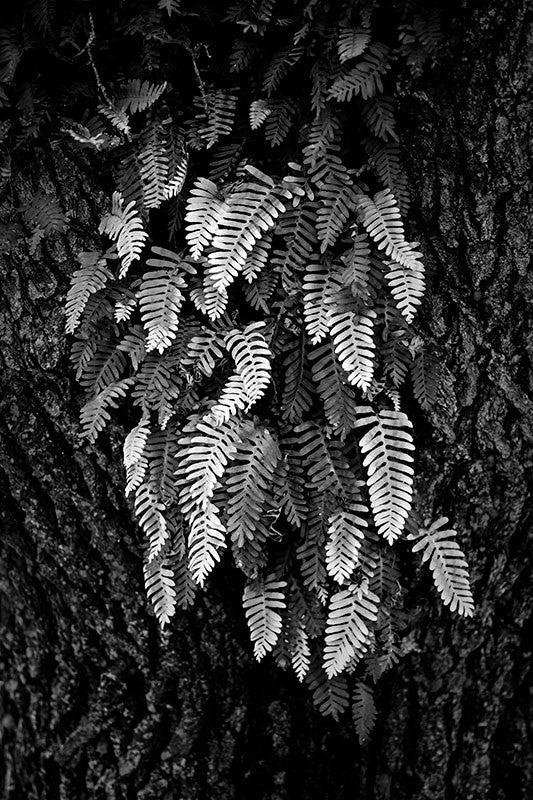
[2,0,471,740]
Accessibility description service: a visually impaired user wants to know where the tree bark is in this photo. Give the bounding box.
[1,0,532,798]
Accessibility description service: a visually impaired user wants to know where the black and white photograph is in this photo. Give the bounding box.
[0,1,531,797]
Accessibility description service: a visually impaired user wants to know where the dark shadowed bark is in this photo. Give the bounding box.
[1,1,532,798]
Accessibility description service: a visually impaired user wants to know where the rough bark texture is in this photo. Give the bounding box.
[1,0,532,798]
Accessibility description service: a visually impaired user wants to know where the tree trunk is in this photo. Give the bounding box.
[1,1,532,798]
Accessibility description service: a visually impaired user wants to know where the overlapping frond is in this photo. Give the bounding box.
[409,518,474,617]
[243,575,287,660]
[59,0,471,731]
[99,192,148,277]
[355,408,415,543]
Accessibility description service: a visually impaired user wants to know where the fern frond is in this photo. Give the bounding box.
[330,308,376,391]
[355,407,415,543]
[409,517,474,617]
[137,124,170,209]
[323,581,379,678]
[382,330,411,387]
[187,501,227,586]
[116,80,167,114]
[278,452,308,527]
[356,189,420,270]
[289,619,311,681]
[316,179,358,252]
[132,350,183,423]
[190,274,229,320]
[310,339,358,435]
[364,138,410,213]
[328,43,390,102]
[362,95,398,141]
[227,322,272,403]
[264,99,296,147]
[139,266,186,354]
[79,379,132,442]
[280,333,314,423]
[185,177,227,260]
[411,348,441,409]
[98,103,131,136]
[124,419,150,496]
[325,507,368,584]
[243,575,287,661]
[307,660,350,720]
[173,555,196,608]
[144,556,176,627]
[242,230,273,282]
[78,339,127,395]
[385,256,425,325]
[99,192,148,277]
[296,501,327,599]
[337,26,370,63]
[66,253,112,334]
[303,258,344,345]
[144,423,178,501]
[197,90,238,148]
[164,128,188,199]
[226,427,280,547]
[176,416,241,514]
[291,422,344,495]
[352,681,377,744]
[249,99,272,129]
[135,482,168,562]
[206,166,290,291]
[262,44,304,96]
[340,232,374,303]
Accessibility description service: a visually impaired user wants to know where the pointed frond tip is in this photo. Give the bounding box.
[409,517,474,617]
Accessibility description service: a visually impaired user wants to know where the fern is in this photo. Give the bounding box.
[206,166,290,291]
[362,95,398,141]
[137,124,170,209]
[226,426,280,547]
[330,308,377,392]
[79,379,132,442]
[326,507,367,585]
[337,26,371,63]
[124,419,151,496]
[409,518,474,617]
[323,581,379,678]
[316,179,358,251]
[187,502,227,586]
[116,80,167,114]
[99,192,148,277]
[307,660,350,720]
[352,681,377,744]
[176,416,241,514]
[309,339,358,435]
[280,334,314,423]
[56,0,474,730]
[411,348,442,409]
[303,258,344,345]
[243,575,287,660]
[65,253,113,334]
[139,265,186,353]
[355,408,415,543]
[144,556,176,627]
[135,482,169,562]
[210,322,272,423]
[329,44,390,102]
[196,90,238,148]
[249,99,272,129]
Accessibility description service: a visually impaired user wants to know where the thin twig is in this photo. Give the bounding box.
[86,13,113,107]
